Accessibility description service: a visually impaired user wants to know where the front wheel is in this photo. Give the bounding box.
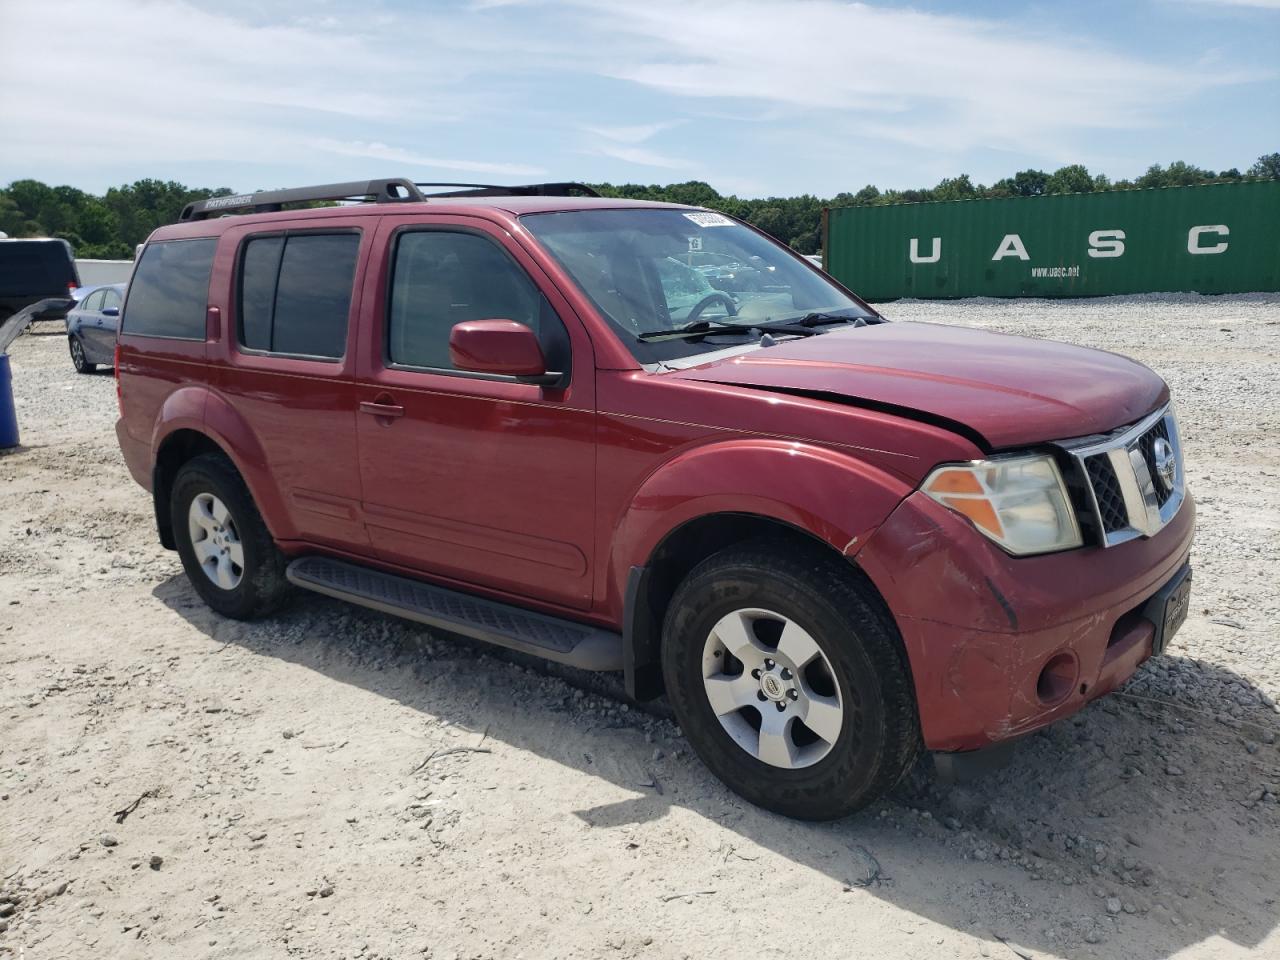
[171,453,291,619]
[662,541,920,820]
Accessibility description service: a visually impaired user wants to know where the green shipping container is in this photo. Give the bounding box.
[823,180,1280,300]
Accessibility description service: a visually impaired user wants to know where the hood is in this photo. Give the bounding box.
[670,321,1168,450]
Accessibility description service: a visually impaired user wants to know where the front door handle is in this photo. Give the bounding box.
[359,399,405,419]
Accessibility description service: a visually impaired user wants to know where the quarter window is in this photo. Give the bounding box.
[387,230,567,374]
[237,232,359,359]
[122,238,216,339]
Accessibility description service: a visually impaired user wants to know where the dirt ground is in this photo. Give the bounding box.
[2,294,1278,960]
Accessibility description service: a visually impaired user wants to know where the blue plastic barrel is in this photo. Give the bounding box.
[0,353,19,449]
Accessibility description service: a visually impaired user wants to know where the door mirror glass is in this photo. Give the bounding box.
[449,319,555,381]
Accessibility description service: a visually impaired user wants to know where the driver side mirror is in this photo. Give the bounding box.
[102,306,119,317]
[449,319,561,385]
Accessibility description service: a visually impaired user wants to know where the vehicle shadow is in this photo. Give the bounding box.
[20,322,68,337]
[153,574,1280,958]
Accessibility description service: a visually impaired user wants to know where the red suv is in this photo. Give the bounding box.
[114,178,1194,819]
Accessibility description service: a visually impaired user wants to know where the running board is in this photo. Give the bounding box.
[286,556,623,671]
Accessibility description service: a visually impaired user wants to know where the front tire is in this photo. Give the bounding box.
[69,336,95,373]
[171,453,291,619]
[662,540,920,820]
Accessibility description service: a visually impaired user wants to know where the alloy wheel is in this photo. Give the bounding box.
[187,492,244,590]
[701,607,844,769]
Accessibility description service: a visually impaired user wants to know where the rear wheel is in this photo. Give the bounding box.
[662,540,920,820]
[171,453,291,619]
[69,336,95,373]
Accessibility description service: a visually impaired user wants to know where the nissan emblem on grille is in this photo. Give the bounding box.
[1152,437,1176,492]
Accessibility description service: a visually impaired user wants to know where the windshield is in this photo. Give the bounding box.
[521,208,876,362]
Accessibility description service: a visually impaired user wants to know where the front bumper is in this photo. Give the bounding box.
[856,489,1195,752]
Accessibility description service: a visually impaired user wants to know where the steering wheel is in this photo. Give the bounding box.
[684,292,738,325]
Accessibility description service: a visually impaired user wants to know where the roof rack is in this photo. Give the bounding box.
[178,178,600,221]
[179,179,423,221]
[414,182,600,198]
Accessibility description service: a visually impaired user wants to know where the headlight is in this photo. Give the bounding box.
[922,454,1082,556]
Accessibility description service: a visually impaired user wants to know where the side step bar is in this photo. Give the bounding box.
[286,556,623,671]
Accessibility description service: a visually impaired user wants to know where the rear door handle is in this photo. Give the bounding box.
[359,400,405,419]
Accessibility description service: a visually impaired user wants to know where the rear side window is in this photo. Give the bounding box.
[237,232,359,360]
[83,289,106,311]
[123,238,216,339]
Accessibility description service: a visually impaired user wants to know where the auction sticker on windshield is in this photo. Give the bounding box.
[683,212,734,227]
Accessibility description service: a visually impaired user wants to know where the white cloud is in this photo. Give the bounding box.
[0,0,477,173]
[588,143,687,169]
[582,122,680,144]
[580,120,686,168]
[572,0,1266,155]
[311,139,547,177]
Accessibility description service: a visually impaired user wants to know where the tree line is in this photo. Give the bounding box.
[2,153,1276,259]
[596,153,1279,253]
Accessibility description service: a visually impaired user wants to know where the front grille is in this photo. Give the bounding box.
[1085,455,1128,532]
[1136,418,1173,507]
[1060,404,1185,548]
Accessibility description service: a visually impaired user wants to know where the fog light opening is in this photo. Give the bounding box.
[1037,653,1078,706]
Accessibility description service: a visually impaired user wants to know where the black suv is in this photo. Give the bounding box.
[0,238,80,322]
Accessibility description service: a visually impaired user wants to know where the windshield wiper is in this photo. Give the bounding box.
[636,319,818,342]
[784,311,872,327]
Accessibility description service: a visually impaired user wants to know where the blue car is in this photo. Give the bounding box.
[66,282,126,373]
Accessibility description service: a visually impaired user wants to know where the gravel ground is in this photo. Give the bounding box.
[1,294,1278,960]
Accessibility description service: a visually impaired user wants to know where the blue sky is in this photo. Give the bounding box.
[1,0,1276,198]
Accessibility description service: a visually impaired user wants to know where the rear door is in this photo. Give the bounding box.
[352,214,597,611]
[212,218,372,551]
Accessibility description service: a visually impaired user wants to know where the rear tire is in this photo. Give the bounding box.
[69,336,95,373]
[662,540,920,820]
[171,453,291,620]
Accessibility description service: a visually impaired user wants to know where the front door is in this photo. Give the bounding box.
[354,216,597,612]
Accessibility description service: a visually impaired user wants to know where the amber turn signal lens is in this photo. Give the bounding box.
[924,468,984,495]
